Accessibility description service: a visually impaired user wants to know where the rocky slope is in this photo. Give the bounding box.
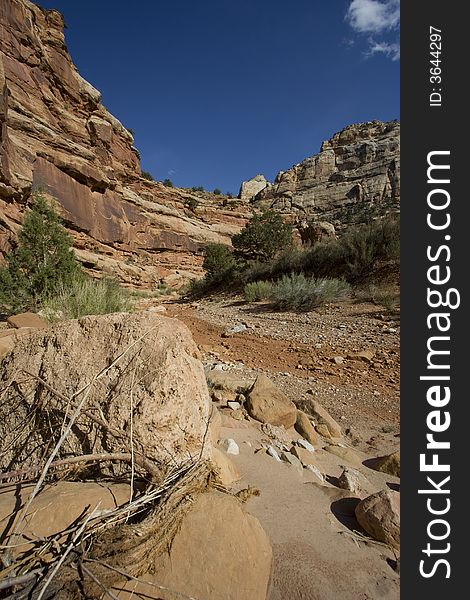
[242,120,400,229]
[0,0,250,287]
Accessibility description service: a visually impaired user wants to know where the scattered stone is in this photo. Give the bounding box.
[372,451,400,477]
[267,446,281,461]
[324,445,363,467]
[294,410,319,445]
[246,373,297,429]
[222,323,247,337]
[291,446,320,468]
[349,349,375,363]
[261,423,292,445]
[206,369,250,394]
[219,438,240,456]
[332,356,344,365]
[280,451,304,474]
[355,489,400,550]
[294,438,316,453]
[337,467,371,498]
[228,401,242,411]
[7,312,49,329]
[307,400,342,439]
[305,464,325,483]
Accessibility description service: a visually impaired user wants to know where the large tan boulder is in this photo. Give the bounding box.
[0,312,211,475]
[0,481,130,554]
[113,491,272,600]
[246,373,297,429]
[355,489,400,550]
[372,451,400,477]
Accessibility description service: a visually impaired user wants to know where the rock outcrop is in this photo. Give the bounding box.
[0,0,250,287]
[238,174,269,201]
[252,120,400,229]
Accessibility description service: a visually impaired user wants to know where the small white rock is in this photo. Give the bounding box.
[219,438,239,455]
[267,446,281,461]
[227,401,241,410]
[295,439,316,453]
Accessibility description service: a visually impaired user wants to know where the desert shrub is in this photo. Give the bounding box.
[213,188,222,195]
[0,192,82,314]
[191,186,205,192]
[162,178,174,187]
[338,217,400,279]
[42,277,131,322]
[355,283,400,311]
[185,198,199,211]
[141,170,154,181]
[244,280,273,302]
[268,273,350,311]
[232,210,293,262]
[202,243,236,283]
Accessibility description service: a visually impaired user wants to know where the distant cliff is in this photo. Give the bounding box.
[241,120,400,228]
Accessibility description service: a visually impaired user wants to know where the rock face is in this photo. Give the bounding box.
[253,120,400,229]
[238,174,269,201]
[0,0,250,286]
[0,312,211,474]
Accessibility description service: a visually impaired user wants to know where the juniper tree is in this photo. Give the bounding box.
[0,192,82,313]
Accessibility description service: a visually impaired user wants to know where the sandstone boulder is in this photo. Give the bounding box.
[355,489,400,550]
[337,467,372,498]
[324,445,363,467]
[113,491,272,600]
[372,451,400,477]
[0,481,130,554]
[246,373,297,429]
[0,312,211,475]
[308,400,342,438]
[294,410,319,445]
[238,174,269,201]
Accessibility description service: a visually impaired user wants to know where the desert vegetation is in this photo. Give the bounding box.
[187,210,399,311]
[0,193,130,320]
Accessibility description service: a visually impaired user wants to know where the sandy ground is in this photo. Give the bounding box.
[160,296,401,599]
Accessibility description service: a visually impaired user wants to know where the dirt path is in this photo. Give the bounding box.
[162,298,400,453]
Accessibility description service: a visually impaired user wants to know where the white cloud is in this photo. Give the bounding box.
[345,0,400,60]
[367,40,400,60]
[346,0,399,34]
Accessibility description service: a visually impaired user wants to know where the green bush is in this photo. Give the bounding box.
[42,277,131,322]
[0,193,82,314]
[202,243,236,283]
[244,280,273,302]
[191,186,205,192]
[162,178,174,187]
[232,210,293,262]
[185,198,199,211]
[141,170,154,181]
[268,273,350,311]
[213,188,222,195]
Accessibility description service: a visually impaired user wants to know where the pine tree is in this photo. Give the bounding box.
[0,192,82,314]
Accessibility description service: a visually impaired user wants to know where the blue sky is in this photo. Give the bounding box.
[37,0,400,194]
